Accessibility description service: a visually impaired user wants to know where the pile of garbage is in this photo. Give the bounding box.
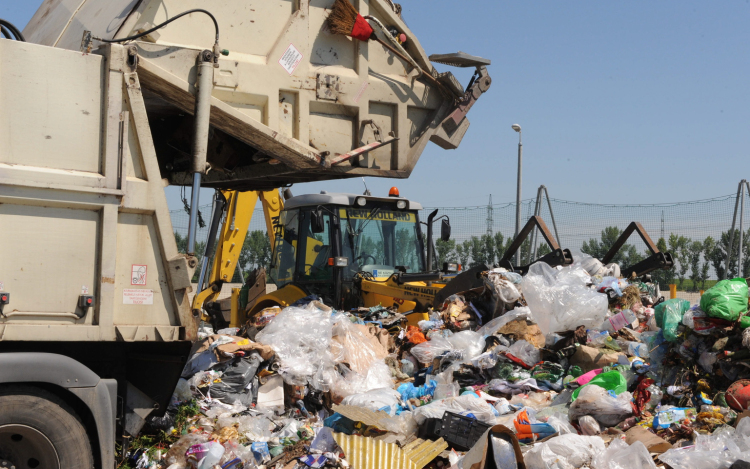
[126,254,750,469]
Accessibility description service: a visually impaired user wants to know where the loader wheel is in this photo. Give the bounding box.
[0,385,94,469]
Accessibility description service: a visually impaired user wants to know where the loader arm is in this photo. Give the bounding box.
[191,189,283,321]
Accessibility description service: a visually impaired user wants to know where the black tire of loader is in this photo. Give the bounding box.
[0,385,94,468]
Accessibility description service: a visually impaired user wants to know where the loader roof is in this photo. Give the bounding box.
[284,192,423,211]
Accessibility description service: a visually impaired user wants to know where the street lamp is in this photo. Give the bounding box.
[512,124,522,266]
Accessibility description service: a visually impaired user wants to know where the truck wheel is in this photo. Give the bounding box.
[0,385,94,469]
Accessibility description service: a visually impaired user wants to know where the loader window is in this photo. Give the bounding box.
[297,210,333,282]
[269,209,300,287]
[340,208,424,278]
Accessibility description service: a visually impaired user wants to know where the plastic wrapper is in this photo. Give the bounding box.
[545,412,577,435]
[592,439,656,469]
[569,385,633,427]
[409,331,484,364]
[331,360,393,398]
[700,278,750,326]
[578,415,601,435]
[509,391,555,410]
[477,307,533,337]
[484,270,522,304]
[524,434,606,469]
[237,415,275,442]
[412,394,498,425]
[654,298,690,342]
[521,262,609,335]
[341,387,401,415]
[489,378,543,396]
[447,330,485,361]
[699,351,718,373]
[507,340,540,367]
[255,304,334,388]
[409,336,453,364]
[657,424,750,469]
[331,313,388,374]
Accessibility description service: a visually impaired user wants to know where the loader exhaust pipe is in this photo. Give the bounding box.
[186,50,216,255]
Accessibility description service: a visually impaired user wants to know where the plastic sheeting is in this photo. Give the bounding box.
[524,434,606,469]
[521,262,609,335]
[592,439,657,469]
[255,304,335,387]
[569,385,633,427]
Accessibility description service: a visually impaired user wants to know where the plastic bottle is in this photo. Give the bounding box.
[197,441,225,469]
[646,385,663,410]
[418,319,443,331]
[600,309,638,332]
[616,339,650,358]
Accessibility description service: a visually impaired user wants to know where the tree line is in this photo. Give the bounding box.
[177,226,750,288]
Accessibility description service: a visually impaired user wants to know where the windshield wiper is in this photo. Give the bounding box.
[346,207,381,262]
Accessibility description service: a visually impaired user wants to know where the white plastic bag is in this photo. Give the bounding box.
[593,439,656,469]
[484,271,522,304]
[508,340,540,367]
[341,387,402,415]
[412,394,497,425]
[409,331,484,364]
[521,262,609,335]
[569,385,633,427]
[524,434,606,469]
[447,330,485,361]
[409,336,453,364]
[331,360,394,398]
[255,304,334,388]
[545,412,577,435]
[578,415,601,435]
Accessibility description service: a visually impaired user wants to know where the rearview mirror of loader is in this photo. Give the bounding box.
[311,209,325,233]
[441,218,451,242]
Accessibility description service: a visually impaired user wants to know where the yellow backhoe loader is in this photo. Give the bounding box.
[191,188,573,329]
[192,187,475,327]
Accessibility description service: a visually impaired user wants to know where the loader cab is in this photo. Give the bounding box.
[267,192,426,306]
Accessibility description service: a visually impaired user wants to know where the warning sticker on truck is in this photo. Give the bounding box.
[123,289,154,305]
[131,265,147,285]
[278,44,303,75]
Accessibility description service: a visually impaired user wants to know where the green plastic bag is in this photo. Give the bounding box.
[654,299,691,342]
[700,278,749,324]
[571,371,627,401]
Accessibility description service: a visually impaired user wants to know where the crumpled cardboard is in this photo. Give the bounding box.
[569,345,627,373]
[624,426,673,454]
[497,319,545,348]
[192,334,276,361]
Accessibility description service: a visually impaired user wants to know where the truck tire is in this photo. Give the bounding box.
[0,385,94,469]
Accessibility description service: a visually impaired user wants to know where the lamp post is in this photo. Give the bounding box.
[512,124,522,266]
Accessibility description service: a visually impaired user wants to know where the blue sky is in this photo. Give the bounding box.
[4,1,749,210]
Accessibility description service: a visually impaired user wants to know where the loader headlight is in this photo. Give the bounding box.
[396,200,407,209]
[356,197,367,207]
[443,263,458,273]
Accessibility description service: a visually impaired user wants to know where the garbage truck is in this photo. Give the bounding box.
[0,0,491,466]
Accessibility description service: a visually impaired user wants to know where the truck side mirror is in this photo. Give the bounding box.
[441,218,451,242]
[311,209,325,233]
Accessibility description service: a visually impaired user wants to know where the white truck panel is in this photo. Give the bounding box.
[0,40,194,342]
[22,0,479,190]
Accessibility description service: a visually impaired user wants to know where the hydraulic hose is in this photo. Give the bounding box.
[94,9,218,44]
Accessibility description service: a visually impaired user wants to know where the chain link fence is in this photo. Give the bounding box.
[171,188,750,288]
